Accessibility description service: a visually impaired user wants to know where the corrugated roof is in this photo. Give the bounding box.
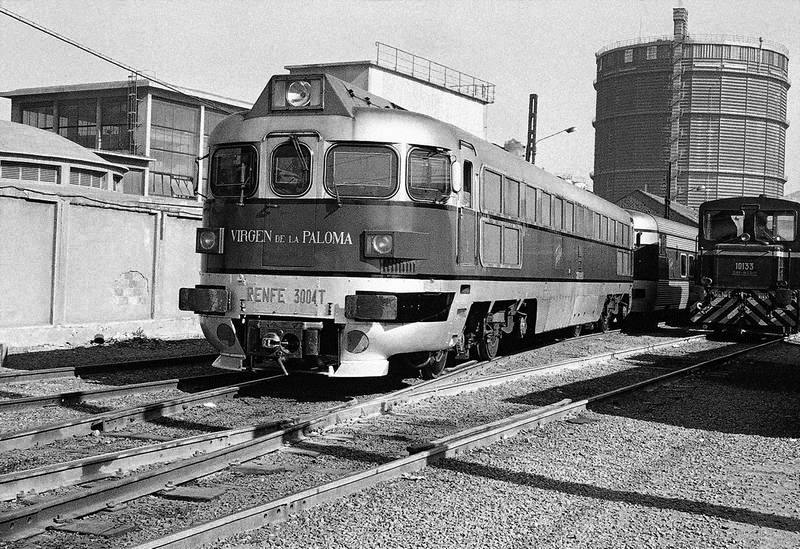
[0,120,122,170]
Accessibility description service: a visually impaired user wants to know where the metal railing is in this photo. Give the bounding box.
[597,33,789,57]
[375,42,495,103]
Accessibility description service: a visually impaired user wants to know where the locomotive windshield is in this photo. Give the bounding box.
[408,148,451,201]
[703,209,796,243]
[325,144,398,198]
[272,140,311,196]
[209,145,258,198]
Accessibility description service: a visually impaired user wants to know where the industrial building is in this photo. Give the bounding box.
[1,79,250,200]
[593,8,790,209]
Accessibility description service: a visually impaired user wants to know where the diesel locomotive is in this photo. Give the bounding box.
[627,211,698,328]
[179,73,633,377]
[690,196,799,334]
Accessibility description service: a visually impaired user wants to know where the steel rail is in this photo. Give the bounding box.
[0,371,259,413]
[0,374,284,453]
[0,353,217,384]
[0,332,700,539]
[132,336,783,549]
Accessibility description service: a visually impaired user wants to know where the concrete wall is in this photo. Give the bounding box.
[0,185,202,350]
[367,67,488,139]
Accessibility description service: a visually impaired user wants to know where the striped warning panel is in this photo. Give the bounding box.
[690,291,799,332]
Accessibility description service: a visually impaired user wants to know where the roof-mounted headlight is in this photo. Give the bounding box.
[287,81,312,107]
[271,77,324,110]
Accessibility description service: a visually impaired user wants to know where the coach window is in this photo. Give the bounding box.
[584,208,592,238]
[272,141,311,196]
[601,216,608,242]
[325,144,398,198]
[575,206,584,235]
[525,186,537,222]
[552,197,563,230]
[540,191,551,226]
[564,201,574,233]
[461,160,473,207]
[503,177,520,217]
[210,145,258,198]
[616,220,623,244]
[593,212,601,240]
[688,255,695,277]
[408,147,451,201]
[680,254,688,278]
[482,169,502,213]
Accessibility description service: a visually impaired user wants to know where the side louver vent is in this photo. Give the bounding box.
[380,259,416,274]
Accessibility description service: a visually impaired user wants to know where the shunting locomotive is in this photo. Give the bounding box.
[627,211,697,328]
[690,196,799,334]
[179,73,632,377]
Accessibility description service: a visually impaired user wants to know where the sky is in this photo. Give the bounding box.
[0,0,798,194]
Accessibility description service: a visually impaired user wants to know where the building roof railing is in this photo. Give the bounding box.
[596,34,789,57]
[375,42,495,103]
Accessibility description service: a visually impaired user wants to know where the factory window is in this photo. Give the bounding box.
[408,147,451,202]
[100,98,129,151]
[70,168,109,190]
[502,177,520,217]
[481,169,502,213]
[58,100,97,148]
[0,161,58,184]
[149,99,199,199]
[646,46,657,60]
[624,49,633,63]
[21,104,54,131]
[325,144,398,198]
[199,109,228,194]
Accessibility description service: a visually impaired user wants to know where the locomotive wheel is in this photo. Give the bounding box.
[475,332,500,361]
[420,350,449,380]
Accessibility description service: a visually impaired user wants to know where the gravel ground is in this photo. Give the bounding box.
[205,338,797,549]
[3,331,774,549]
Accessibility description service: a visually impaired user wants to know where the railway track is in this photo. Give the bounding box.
[0,353,217,384]
[132,335,782,549]
[0,329,748,543]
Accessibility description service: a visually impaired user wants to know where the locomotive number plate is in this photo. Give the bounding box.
[732,262,756,276]
[244,286,327,305]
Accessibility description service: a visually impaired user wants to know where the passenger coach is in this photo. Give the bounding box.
[627,211,697,328]
[180,73,633,377]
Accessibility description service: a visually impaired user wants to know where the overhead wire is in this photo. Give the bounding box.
[0,6,240,114]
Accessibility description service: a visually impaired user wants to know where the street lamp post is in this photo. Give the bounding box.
[528,126,576,165]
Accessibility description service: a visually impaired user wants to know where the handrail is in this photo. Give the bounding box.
[375,42,495,103]
[597,33,789,57]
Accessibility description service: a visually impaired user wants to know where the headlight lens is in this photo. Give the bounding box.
[371,234,393,255]
[198,230,218,251]
[287,81,312,107]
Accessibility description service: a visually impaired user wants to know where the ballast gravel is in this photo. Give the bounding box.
[3,332,797,549]
[209,338,799,549]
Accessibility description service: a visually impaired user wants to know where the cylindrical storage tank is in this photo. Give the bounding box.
[594,35,789,209]
[593,39,674,203]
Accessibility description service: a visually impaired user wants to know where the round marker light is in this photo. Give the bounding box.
[287,81,312,107]
[198,230,218,251]
[371,234,393,255]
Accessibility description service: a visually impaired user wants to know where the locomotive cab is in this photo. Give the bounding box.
[691,197,799,334]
